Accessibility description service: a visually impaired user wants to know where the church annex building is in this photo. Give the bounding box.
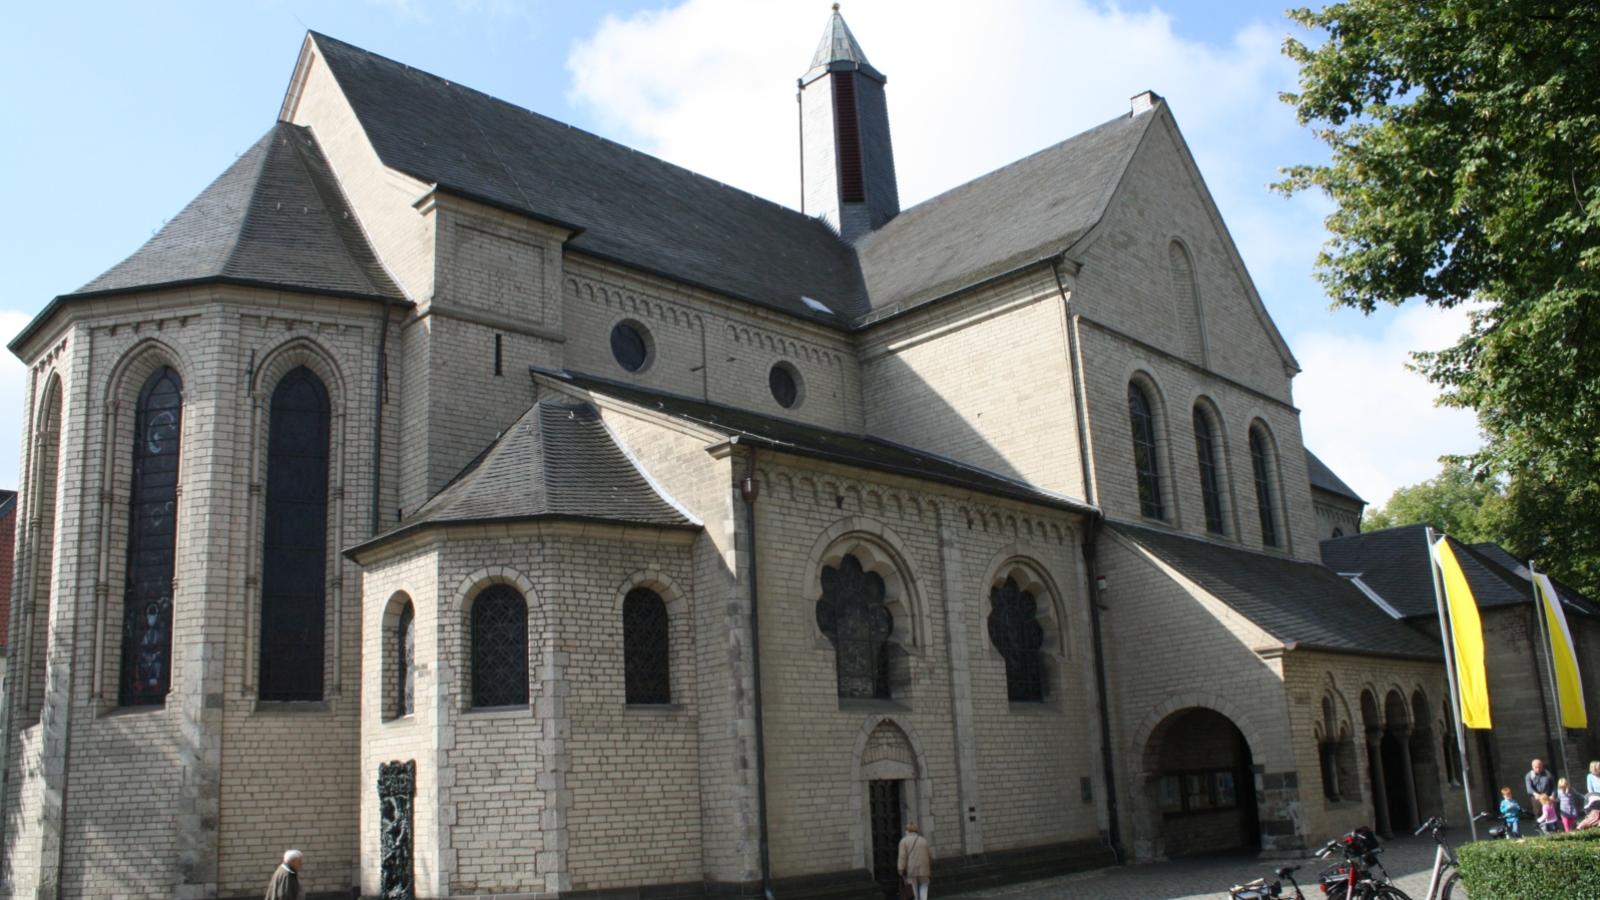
[4,11,1598,900]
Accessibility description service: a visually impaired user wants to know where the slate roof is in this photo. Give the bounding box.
[855,110,1153,318]
[533,367,1099,518]
[310,32,868,326]
[1112,522,1440,660]
[348,398,695,557]
[1319,525,1600,620]
[79,122,401,303]
[1465,541,1600,618]
[1305,450,1363,504]
[807,7,883,80]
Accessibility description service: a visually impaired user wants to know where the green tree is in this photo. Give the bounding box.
[1363,462,1504,542]
[1279,1,1600,597]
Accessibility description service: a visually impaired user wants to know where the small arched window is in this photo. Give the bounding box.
[1249,424,1279,547]
[1192,406,1226,535]
[395,601,415,718]
[471,584,528,708]
[988,577,1046,702]
[259,367,332,701]
[816,555,892,700]
[623,587,671,704]
[120,366,183,707]
[1128,382,1165,520]
[25,378,63,723]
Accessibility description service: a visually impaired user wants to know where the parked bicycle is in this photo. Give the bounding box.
[1227,864,1305,899]
[1407,812,1497,900]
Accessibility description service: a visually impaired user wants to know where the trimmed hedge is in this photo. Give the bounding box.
[1456,828,1600,898]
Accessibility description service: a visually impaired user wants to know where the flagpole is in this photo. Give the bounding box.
[1427,527,1478,841]
[1529,561,1571,781]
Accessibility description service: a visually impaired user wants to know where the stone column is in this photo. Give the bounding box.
[933,503,983,855]
[1393,725,1420,828]
[1365,729,1391,838]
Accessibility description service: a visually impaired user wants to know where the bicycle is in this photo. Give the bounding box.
[1227,864,1306,899]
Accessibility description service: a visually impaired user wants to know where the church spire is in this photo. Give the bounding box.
[799,4,899,242]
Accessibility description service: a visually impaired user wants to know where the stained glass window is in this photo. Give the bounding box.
[1250,425,1279,547]
[988,576,1046,702]
[1193,407,1226,535]
[120,366,183,706]
[471,585,528,708]
[396,601,414,718]
[623,587,671,704]
[259,367,331,701]
[815,555,893,700]
[1128,383,1164,519]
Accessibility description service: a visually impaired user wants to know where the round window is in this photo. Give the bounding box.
[769,362,802,409]
[610,321,650,373]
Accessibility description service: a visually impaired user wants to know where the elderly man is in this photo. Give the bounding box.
[265,849,303,900]
[1526,758,1556,807]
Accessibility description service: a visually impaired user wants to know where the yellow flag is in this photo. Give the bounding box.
[1433,538,1492,728]
[1534,572,1588,729]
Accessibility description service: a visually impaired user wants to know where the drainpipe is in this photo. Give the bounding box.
[1053,257,1122,861]
[737,441,775,899]
[369,301,392,533]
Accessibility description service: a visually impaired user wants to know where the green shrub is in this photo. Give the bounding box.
[1456,829,1600,898]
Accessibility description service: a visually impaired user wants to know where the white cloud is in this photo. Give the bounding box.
[1293,305,1482,509]
[0,311,34,489]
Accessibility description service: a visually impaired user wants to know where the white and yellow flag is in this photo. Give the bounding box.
[1432,538,1492,728]
[1534,572,1588,730]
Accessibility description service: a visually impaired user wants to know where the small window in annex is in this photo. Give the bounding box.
[1193,407,1226,535]
[769,362,802,409]
[395,601,415,718]
[988,577,1046,702]
[610,321,651,373]
[470,584,529,708]
[1249,425,1279,547]
[816,555,893,700]
[623,587,671,704]
[1127,382,1165,520]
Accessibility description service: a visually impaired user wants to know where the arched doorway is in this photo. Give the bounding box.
[1145,708,1260,856]
[857,720,924,899]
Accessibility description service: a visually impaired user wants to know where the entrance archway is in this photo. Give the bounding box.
[1144,707,1260,856]
[852,718,930,899]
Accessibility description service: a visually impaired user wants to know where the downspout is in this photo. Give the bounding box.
[737,441,775,899]
[1052,257,1122,862]
[369,301,392,533]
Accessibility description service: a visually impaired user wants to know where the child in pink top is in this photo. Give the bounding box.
[1536,793,1561,834]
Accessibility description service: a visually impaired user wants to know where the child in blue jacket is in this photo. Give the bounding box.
[1499,786,1523,836]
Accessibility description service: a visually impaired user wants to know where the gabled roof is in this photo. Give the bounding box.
[80,122,401,304]
[1113,522,1439,660]
[854,109,1153,318]
[534,367,1099,518]
[1319,525,1600,620]
[308,32,868,326]
[347,399,696,558]
[1306,450,1364,504]
[1466,541,1600,618]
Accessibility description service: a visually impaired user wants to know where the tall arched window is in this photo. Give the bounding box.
[24,378,63,722]
[395,601,414,718]
[1249,424,1279,547]
[259,367,331,701]
[1193,406,1227,535]
[623,587,671,704]
[816,555,892,700]
[1127,382,1165,520]
[988,577,1046,702]
[471,584,528,708]
[120,366,183,706]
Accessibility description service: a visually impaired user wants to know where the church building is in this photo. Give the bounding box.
[9,10,1574,899]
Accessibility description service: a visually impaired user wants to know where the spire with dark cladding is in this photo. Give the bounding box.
[799,4,899,242]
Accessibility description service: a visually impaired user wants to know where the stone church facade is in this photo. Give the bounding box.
[8,11,1586,900]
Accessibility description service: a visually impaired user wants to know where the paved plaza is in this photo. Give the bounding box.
[960,834,1463,899]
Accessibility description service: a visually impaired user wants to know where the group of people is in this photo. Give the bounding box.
[1496,758,1600,836]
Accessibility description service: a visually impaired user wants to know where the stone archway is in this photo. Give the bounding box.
[1139,707,1261,857]
[855,720,923,899]
[1408,690,1444,820]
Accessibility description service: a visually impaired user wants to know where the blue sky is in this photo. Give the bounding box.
[0,0,1480,503]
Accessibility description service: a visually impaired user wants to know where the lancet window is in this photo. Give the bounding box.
[120,366,183,706]
[623,587,671,704]
[471,584,528,708]
[1128,382,1165,520]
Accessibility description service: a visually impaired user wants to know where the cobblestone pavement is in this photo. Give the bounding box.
[957,835,1462,899]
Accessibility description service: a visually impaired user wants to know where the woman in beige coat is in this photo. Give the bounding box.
[897,823,932,899]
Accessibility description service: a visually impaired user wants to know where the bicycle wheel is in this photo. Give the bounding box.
[1370,885,1415,900]
[1438,872,1458,900]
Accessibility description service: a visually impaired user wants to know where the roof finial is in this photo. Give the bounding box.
[833,3,840,10]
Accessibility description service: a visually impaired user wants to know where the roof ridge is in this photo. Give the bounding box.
[280,123,405,300]
[308,31,844,234]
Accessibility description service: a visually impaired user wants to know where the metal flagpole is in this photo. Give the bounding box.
[1528,561,1571,781]
[1426,527,1479,841]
